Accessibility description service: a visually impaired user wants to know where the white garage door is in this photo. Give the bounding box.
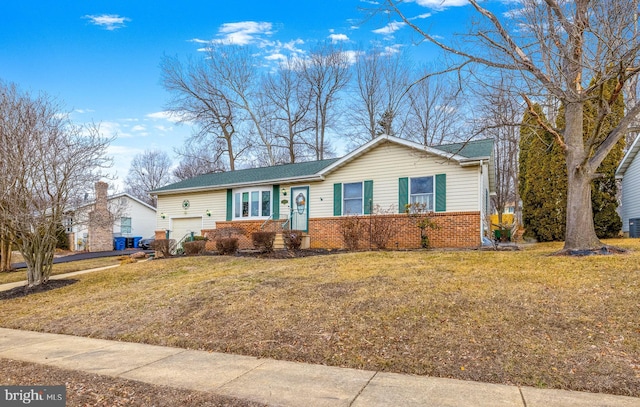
[171,217,203,242]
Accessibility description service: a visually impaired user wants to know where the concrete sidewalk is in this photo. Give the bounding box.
[0,328,637,406]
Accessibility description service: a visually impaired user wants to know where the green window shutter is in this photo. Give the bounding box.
[272,185,280,220]
[398,177,408,213]
[364,180,373,215]
[226,189,233,221]
[333,183,342,216]
[435,174,446,212]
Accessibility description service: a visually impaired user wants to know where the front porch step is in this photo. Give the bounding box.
[274,233,285,250]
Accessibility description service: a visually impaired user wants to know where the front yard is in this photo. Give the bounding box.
[0,239,638,397]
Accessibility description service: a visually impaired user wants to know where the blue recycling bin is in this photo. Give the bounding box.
[133,236,142,248]
[114,237,126,251]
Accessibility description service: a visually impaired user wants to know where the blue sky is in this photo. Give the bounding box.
[0,0,477,190]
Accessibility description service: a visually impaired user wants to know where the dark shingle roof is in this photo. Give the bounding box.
[154,136,494,194]
[432,138,494,159]
[154,158,340,194]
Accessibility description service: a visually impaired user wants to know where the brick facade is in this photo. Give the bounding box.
[194,211,481,250]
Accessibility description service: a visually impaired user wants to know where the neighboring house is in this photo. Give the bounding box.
[616,135,640,237]
[152,135,496,249]
[66,183,157,251]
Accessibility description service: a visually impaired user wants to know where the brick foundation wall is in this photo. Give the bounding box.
[173,212,482,251]
[309,212,481,249]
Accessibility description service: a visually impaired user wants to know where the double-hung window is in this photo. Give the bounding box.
[343,182,363,215]
[410,176,434,212]
[121,217,132,234]
[234,189,271,219]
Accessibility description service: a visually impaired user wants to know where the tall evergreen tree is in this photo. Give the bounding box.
[520,76,624,242]
[519,104,567,242]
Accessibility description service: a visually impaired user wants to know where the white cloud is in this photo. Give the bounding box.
[341,50,361,65]
[373,21,405,35]
[146,111,182,123]
[414,13,432,19]
[94,121,123,138]
[131,125,146,132]
[265,53,287,61]
[83,14,130,31]
[74,108,95,114]
[216,21,274,45]
[382,44,404,56]
[411,0,468,10]
[329,33,350,44]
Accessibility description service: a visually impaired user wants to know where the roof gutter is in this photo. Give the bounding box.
[152,174,326,196]
[459,157,491,167]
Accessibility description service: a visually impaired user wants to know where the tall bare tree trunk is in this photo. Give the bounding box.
[563,102,602,251]
[0,235,12,272]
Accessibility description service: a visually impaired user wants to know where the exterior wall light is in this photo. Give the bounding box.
[281,187,287,196]
[160,213,166,219]
[206,210,212,217]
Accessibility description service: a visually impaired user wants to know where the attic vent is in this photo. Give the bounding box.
[630,218,640,238]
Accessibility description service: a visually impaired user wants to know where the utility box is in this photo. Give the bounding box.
[630,218,640,238]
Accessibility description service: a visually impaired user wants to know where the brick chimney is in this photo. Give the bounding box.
[88,182,113,252]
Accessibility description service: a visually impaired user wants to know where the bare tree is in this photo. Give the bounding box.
[405,67,465,146]
[161,55,246,171]
[173,142,226,181]
[388,0,640,253]
[349,49,410,146]
[475,80,523,226]
[301,44,352,160]
[261,59,316,163]
[125,150,174,207]
[203,44,278,166]
[0,82,112,286]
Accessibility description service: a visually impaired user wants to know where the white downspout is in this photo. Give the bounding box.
[479,160,485,243]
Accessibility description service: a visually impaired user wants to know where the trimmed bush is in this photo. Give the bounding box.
[183,240,206,255]
[252,231,276,253]
[339,215,367,251]
[370,205,396,249]
[282,230,304,251]
[216,238,239,255]
[151,239,176,258]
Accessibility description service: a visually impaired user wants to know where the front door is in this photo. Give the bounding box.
[290,186,309,232]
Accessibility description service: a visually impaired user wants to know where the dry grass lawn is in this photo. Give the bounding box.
[0,239,638,397]
[0,257,122,285]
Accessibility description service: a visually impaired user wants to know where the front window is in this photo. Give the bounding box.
[121,217,132,234]
[64,216,73,233]
[234,188,271,219]
[343,182,363,215]
[410,176,434,212]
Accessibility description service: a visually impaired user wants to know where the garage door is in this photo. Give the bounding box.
[171,217,203,242]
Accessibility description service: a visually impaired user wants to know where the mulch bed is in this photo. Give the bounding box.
[0,279,78,300]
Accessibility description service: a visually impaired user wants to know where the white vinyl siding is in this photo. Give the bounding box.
[157,140,484,226]
[309,141,480,218]
[156,190,226,231]
[621,150,640,233]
